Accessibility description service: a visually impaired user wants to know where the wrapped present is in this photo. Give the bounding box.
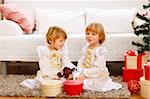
[41,80,62,97]
[124,50,148,69]
[140,77,150,99]
[64,80,83,96]
[144,62,150,80]
[122,67,143,82]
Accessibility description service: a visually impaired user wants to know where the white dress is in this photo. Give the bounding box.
[77,44,122,92]
[20,45,76,89]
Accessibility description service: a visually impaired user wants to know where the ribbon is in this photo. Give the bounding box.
[137,52,146,69]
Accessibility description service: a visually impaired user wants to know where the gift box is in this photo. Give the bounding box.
[64,80,83,96]
[122,67,143,82]
[144,63,150,80]
[124,50,148,69]
[140,77,150,99]
[41,80,62,97]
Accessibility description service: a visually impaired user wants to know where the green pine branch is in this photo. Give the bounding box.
[143,36,150,44]
[143,3,150,9]
[134,29,149,35]
[132,3,150,53]
[132,41,144,47]
[136,13,149,22]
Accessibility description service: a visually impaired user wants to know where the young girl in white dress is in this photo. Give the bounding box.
[76,22,122,92]
[20,26,76,89]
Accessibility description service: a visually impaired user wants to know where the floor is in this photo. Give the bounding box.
[0,61,144,99]
[0,94,144,99]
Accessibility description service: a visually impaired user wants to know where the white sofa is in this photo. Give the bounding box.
[0,0,145,73]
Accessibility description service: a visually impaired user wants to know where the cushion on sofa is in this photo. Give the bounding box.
[86,8,137,33]
[0,4,35,34]
[34,9,85,34]
[0,20,24,36]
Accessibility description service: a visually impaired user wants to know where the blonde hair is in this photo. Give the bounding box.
[85,22,105,44]
[46,26,67,44]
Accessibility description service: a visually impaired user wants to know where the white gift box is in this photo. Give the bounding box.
[41,80,62,97]
[140,77,150,99]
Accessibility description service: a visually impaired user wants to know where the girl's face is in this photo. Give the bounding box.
[50,37,66,50]
[85,31,100,46]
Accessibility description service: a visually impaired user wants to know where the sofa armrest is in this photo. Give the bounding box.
[0,20,23,36]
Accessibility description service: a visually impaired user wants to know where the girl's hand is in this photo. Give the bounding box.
[67,74,73,80]
[76,75,87,81]
[43,75,49,80]
[51,76,60,80]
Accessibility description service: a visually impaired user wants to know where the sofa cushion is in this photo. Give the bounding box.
[34,9,85,34]
[86,8,137,33]
[0,20,23,36]
[0,4,35,34]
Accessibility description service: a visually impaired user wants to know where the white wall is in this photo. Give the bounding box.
[5,0,145,11]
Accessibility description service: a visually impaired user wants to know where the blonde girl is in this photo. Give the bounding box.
[76,22,122,92]
[20,26,75,89]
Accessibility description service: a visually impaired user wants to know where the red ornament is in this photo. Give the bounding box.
[127,80,140,94]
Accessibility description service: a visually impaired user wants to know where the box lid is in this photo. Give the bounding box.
[41,80,62,88]
[140,77,150,86]
[64,80,83,85]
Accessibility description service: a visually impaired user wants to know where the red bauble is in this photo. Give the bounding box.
[127,80,140,94]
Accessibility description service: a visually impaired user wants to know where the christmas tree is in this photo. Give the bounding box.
[132,3,150,53]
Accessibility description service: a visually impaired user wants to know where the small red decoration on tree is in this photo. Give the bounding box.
[127,80,140,94]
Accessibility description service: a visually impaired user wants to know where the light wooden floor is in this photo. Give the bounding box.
[0,94,144,99]
[130,94,144,99]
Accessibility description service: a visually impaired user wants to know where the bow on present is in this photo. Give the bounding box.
[126,50,136,56]
[124,50,147,69]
